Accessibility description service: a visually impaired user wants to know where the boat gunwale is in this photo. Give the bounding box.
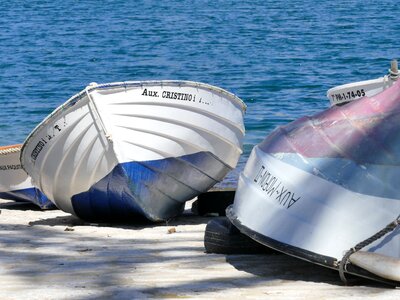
[327,76,388,96]
[226,205,400,287]
[20,80,246,169]
[0,144,22,156]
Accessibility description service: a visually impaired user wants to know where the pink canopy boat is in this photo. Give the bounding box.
[228,64,400,285]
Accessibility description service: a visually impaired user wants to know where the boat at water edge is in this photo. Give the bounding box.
[327,60,399,106]
[0,144,52,208]
[227,71,400,285]
[21,80,246,222]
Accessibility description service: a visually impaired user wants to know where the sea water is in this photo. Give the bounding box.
[1,0,399,186]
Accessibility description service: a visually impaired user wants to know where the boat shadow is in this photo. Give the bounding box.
[225,252,394,288]
[26,209,214,229]
[1,198,213,228]
[0,207,396,298]
[0,200,51,211]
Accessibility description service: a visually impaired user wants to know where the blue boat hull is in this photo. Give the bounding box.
[0,188,53,209]
[71,151,231,221]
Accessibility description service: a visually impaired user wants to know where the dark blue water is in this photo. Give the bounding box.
[1,1,399,184]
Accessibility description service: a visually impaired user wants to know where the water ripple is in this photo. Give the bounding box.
[1,0,399,185]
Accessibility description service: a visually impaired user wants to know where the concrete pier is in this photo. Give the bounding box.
[0,199,399,299]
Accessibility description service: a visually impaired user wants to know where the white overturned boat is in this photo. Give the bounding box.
[21,81,246,221]
[0,144,52,208]
[228,71,400,285]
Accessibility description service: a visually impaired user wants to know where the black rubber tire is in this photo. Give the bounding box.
[204,217,273,254]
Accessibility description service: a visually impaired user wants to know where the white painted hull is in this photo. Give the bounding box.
[228,148,400,284]
[327,75,396,106]
[0,145,52,208]
[229,80,400,285]
[21,81,245,221]
[231,147,400,258]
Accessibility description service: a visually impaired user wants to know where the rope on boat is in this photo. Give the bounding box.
[338,214,400,284]
[0,146,21,155]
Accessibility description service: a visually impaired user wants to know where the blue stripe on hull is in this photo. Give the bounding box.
[0,188,54,209]
[71,151,231,221]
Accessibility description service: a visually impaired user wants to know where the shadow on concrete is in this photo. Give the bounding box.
[26,209,212,229]
[0,201,396,300]
[0,200,46,211]
[225,252,391,288]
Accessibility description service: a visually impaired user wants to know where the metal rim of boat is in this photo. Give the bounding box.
[225,205,400,287]
[20,80,247,169]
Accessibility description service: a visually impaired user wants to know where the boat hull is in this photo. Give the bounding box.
[0,145,52,208]
[327,61,399,106]
[227,206,400,286]
[229,80,400,284]
[327,75,397,106]
[21,81,245,221]
[71,151,231,221]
